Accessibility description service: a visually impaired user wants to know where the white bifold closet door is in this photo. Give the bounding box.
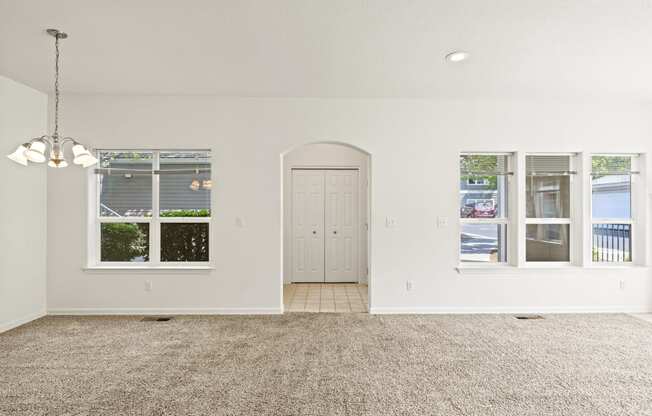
[324,170,359,282]
[292,170,326,282]
[291,169,359,283]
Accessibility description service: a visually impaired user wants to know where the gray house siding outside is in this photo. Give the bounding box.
[100,161,210,217]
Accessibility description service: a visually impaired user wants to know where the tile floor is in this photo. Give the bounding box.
[284,283,368,313]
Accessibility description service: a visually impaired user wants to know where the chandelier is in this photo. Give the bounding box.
[7,29,97,168]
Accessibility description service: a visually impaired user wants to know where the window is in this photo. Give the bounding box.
[459,153,511,264]
[90,150,211,267]
[458,151,644,270]
[591,155,636,262]
[525,154,574,262]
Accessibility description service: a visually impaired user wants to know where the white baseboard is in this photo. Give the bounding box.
[47,307,283,316]
[369,305,652,315]
[0,310,46,333]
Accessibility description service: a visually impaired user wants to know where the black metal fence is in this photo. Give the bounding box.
[592,224,631,262]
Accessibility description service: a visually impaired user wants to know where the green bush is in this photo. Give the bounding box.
[160,209,210,218]
[161,223,209,262]
[101,223,149,261]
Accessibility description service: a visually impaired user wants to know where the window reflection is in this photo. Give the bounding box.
[526,176,570,218]
[525,224,570,262]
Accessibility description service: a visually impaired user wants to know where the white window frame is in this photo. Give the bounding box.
[523,153,576,266]
[459,152,512,266]
[87,149,213,269]
[589,154,638,264]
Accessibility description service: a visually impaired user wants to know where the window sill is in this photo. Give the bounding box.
[456,264,647,275]
[83,265,214,274]
[584,264,648,270]
[456,265,526,275]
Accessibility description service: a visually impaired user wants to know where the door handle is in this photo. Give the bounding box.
[312,230,316,235]
[333,231,337,234]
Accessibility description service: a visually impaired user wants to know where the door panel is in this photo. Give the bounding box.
[291,170,325,282]
[325,170,359,282]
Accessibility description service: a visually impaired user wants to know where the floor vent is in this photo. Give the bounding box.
[141,316,174,322]
[515,315,544,320]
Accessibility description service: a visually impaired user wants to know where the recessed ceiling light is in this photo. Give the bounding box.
[445,51,470,63]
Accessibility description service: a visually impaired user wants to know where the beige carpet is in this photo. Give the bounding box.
[1,314,652,416]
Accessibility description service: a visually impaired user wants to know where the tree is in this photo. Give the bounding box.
[460,155,499,189]
[101,223,149,261]
[591,156,630,179]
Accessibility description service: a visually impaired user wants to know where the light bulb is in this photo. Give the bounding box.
[189,179,200,191]
[48,159,69,168]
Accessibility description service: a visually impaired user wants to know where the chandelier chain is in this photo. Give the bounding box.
[54,34,60,138]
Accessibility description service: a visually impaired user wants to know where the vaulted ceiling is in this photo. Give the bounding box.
[1,0,651,99]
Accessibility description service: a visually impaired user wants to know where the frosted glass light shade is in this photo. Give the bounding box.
[73,144,98,167]
[72,144,89,164]
[48,146,68,168]
[73,153,92,165]
[81,153,98,168]
[72,144,86,157]
[25,140,46,163]
[7,144,28,166]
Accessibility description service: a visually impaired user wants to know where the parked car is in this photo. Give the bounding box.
[462,201,496,218]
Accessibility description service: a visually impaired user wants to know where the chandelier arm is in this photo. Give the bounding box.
[30,136,53,146]
[60,137,77,146]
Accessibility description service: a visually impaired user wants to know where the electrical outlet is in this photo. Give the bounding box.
[235,217,245,228]
[145,280,152,292]
[619,280,625,291]
[385,217,396,228]
[406,280,413,291]
[437,216,449,228]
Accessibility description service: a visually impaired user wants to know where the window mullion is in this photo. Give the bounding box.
[93,163,101,266]
[152,151,161,265]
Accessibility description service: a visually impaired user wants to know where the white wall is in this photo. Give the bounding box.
[0,76,47,332]
[46,95,652,314]
[283,142,370,284]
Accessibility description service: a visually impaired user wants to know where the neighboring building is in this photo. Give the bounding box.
[459,177,501,218]
[592,175,631,218]
[99,156,211,217]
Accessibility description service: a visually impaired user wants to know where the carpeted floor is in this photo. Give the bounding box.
[1,314,652,416]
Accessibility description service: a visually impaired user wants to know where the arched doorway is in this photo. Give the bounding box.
[281,142,371,313]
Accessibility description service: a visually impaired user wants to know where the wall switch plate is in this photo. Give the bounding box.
[437,216,449,228]
[385,217,396,228]
[619,280,625,290]
[145,280,152,292]
[406,280,413,291]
